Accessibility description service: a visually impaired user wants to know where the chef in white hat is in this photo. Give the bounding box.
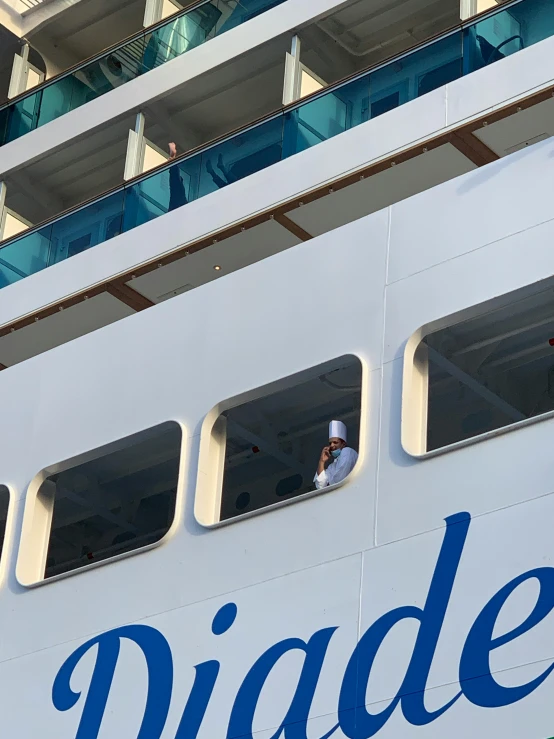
[314,420,358,489]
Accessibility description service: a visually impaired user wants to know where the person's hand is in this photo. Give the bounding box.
[168,142,177,159]
[320,446,331,464]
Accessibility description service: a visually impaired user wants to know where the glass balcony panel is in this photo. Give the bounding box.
[3,92,40,144]
[283,75,370,156]
[143,3,222,70]
[0,107,9,146]
[369,32,463,118]
[464,0,554,73]
[70,40,147,109]
[48,190,126,265]
[122,157,201,231]
[0,225,53,287]
[220,0,286,32]
[198,116,284,198]
[36,76,78,128]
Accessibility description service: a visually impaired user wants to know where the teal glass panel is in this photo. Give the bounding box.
[0,224,53,287]
[283,75,370,157]
[3,92,40,143]
[122,156,201,232]
[464,0,554,73]
[0,106,9,146]
[48,190,126,265]
[198,116,284,198]
[36,76,77,128]
[220,0,285,32]
[68,39,147,109]
[143,2,222,70]
[369,31,463,119]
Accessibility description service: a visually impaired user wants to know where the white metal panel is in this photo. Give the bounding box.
[363,498,554,697]
[446,32,554,128]
[377,352,554,545]
[288,144,475,237]
[0,213,387,663]
[0,553,362,737]
[387,136,554,286]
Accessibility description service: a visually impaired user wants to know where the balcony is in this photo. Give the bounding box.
[0,0,291,146]
[0,0,550,291]
[0,0,150,97]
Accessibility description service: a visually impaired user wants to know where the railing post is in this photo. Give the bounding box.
[124,113,146,181]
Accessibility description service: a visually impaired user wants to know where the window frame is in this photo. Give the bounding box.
[402,291,554,458]
[194,354,366,528]
[16,421,186,588]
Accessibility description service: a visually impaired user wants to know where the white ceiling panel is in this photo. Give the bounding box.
[0,292,134,367]
[130,219,301,302]
[287,143,476,237]
[474,97,554,156]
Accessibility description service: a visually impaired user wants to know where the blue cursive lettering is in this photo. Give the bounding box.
[52,512,554,739]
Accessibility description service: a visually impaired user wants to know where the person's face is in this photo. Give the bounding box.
[328,437,346,452]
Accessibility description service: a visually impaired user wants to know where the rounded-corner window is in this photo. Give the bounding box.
[195,355,363,527]
[17,421,183,586]
[403,279,554,456]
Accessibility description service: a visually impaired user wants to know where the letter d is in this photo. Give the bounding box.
[52,624,173,739]
[338,513,470,738]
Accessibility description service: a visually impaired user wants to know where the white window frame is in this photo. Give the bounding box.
[195,355,366,528]
[16,422,186,587]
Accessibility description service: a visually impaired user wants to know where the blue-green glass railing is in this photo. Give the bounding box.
[1,0,551,289]
[0,0,286,147]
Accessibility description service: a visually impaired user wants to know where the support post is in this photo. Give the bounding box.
[227,419,313,480]
[144,0,164,27]
[460,0,476,20]
[282,34,326,105]
[8,43,45,99]
[124,112,146,181]
[283,35,302,106]
[427,346,525,422]
[460,0,499,20]
[8,43,29,100]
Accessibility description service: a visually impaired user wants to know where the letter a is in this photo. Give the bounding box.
[227,627,337,739]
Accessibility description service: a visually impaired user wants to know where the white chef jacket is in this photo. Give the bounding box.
[314,447,358,489]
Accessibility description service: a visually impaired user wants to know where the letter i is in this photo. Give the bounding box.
[174,603,238,739]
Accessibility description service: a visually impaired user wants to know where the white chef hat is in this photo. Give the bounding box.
[329,420,347,442]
